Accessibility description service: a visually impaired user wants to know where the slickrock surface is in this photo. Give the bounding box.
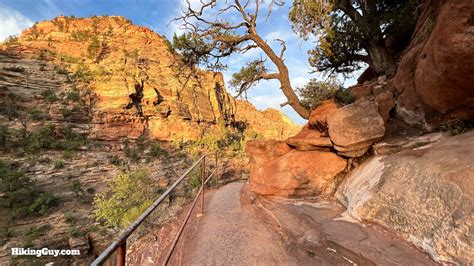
[336,131,474,264]
[167,182,435,265]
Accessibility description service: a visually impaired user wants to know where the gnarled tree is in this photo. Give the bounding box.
[172,0,310,119]
[290,0,416,77]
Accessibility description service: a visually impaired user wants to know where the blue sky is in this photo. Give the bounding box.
[0,0,359,124]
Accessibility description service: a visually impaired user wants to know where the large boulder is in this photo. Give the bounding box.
[249,149,346,198]
[327,100,385,157]
[308,100,339,131]
[393,0,474,127]
[245,139,291,165]
[374,91,395,123]
[285,126,332,151]
[336,131,474,264]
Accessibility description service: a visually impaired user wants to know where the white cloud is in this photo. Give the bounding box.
[249,94,286,110]
[291,76,310,88]
[0,6,33,41]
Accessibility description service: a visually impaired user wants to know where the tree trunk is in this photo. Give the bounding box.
[366,39,396,77]
[251,34,310,120]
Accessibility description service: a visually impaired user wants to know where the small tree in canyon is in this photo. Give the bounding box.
[289,0,416,76]
[172,0,311,119]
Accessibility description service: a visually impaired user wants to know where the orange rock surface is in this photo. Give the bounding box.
[11,16,299,141]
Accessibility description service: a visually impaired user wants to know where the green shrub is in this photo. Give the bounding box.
[186,166,203,190]
[68,227,83,238]
[124,141,140,162]
[3,66,25,73]
[440,120,474,135]
[297,78,342,110]
[93,170,156,228]
[63,149,75,160]
[27,108,45,121]
[24,226,39,245]
[53,159,65,169]
[70,30,92,42]
[0,125,10,150]
[74,63,93,83]
[335,89,355,105]
[108,154,122,166]
[60,105,78,118]
[64,213,76,224]
[71,180,83,196]
[0,160,31,210]
[27,192,55,216]
[181,121,245,157]
[66,89,80,101]
[41,88,58,102]
[87,36,101,59]
[3,35,19,46]
[55,65,68,75]
[147,142,167,158]
[0,160,57,220]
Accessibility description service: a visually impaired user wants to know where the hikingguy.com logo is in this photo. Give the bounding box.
[11,248,80,257]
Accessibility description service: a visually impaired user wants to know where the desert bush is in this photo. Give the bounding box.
[87,36,100,59]
[3,66,25,73]
[71,180,83,196]
[63,149,75,160]
[0,125,10,150]
[27,108,45,121]
[0,160,56,219]
[66,89,80,101]
[41,88,58,102]
[70,30,92,42]
[108,154,122,166]
[147,142,167,158]
[124,146,140,162]
[27,192,55,215]
[64,213,76,224]
[68,227,83,238]
[53,159,65,169]
[54,65,69,75]
[93,170,157,229]
[3,35,19,46]
[74,62,93,83]
[60,105,78,118]
[335,89,355,105]
[297,78,342,109]
[440,120,474,135]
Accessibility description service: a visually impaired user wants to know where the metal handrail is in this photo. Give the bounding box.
[91,153,218,266]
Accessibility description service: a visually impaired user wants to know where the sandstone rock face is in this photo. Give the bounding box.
[247,141,346,197]
[336,131,474,264]
[285,127,332,151]
[308,100,338,130]
[234,100,300,140]
[245,140,291,164]
[11,16,298,142]
[374,91,395,123]
[393,0,474,127]
[327,100,385,157]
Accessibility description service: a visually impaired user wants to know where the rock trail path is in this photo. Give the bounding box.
[174,181,435,265]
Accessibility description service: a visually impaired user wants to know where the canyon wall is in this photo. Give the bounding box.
[12,15,298,142]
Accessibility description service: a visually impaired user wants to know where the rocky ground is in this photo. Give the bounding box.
[130,182,435,265]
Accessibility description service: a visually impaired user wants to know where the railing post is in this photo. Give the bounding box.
[200,156,206,215]
[215,151,218,187]
[117,240,126,266]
